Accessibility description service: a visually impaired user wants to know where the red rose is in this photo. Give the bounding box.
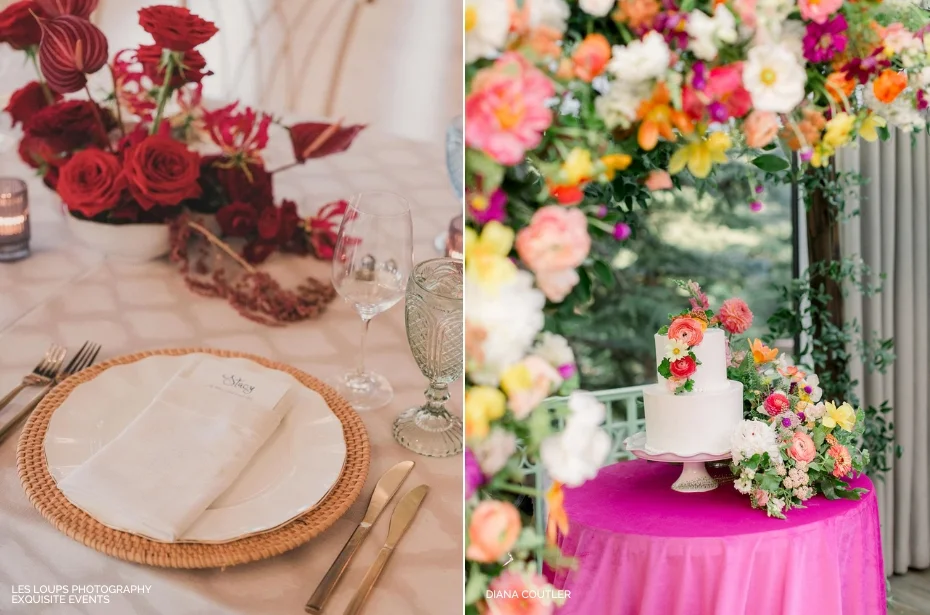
[37,15,108,93]
[4,81,60,126]
[257,206,281,241]
[243,240,276,264]
[25,100,112,151]
[36,0,98,19]
[18,134,66,188]
[123,135,202,209]
[669,356,697,379]
[216,201,257,237]
[138,6,217,52]
[136,44,208,87]
[0,1,45,50]
[201,157,274,207]
[57,149,126,219]
[288,122,365,162]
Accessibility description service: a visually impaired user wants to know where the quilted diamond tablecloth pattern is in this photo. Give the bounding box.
[0,126,463,615]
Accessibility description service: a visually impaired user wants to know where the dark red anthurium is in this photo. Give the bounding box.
[37,14,108,93]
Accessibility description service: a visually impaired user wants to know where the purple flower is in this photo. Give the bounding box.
[841,48,890,85]
[692,62,707,91]
[750,200,764,212]
[468,189,507,225]
[613,222,632,241]
[798,412,806,422]
[755,185,764,194]
[919,90,929,111]
[800,149,813,163]
[803,15,848,64]
[707,101,728,123]
[782,417,792,427]
[465,448,485,499]
[789,381,798,394]
[596,204,608,219]
[804,385,813,394]
[558,363,576,380]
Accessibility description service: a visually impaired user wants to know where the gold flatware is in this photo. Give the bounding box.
[0,341,101,444]
[0,344,67,412]
[305,460,415,614]
[342,484,429,615]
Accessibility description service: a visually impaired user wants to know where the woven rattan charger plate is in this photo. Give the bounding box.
[16,347,370,569]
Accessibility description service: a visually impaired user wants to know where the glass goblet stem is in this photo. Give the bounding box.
[422,381,450,414]
[354,317,372,380]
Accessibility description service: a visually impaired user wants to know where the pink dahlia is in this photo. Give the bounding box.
[465,52,555,166]
[719,298,753,334]
[763,391,791,417]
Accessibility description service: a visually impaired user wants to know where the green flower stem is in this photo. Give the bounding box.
[84,84,113,153]
[150,54,176,135]
[496,483,541,498]
[28,49,55,105]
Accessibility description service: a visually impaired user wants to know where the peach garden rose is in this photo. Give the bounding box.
[515,206,591,301]
[787,431,816,464]
[667,317,704,347]
[466,500,521,563]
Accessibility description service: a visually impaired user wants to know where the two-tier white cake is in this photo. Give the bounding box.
[643,327,743,456]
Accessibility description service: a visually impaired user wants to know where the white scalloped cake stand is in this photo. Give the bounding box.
[623,431,732,493]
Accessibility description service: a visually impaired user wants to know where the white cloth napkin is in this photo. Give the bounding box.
[58,356,296,542]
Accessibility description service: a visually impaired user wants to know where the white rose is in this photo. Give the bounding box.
[607,31,670,84]
[579,0,616,17]
[541,419,611,487]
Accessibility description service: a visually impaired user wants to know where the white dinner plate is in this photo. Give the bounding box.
[44,353,347,543]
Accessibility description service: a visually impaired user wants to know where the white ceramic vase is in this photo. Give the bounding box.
[64,214,170,262]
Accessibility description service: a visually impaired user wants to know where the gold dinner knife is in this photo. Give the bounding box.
[342,484,429,615]
[305,460,415,614]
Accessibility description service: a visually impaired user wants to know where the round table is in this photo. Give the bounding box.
[551,460,885,615]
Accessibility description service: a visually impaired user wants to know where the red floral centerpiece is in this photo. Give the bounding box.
[0,1,364,263]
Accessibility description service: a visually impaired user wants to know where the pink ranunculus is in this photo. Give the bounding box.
[535,268,580,303]
[788,431,816,463]
[466,500,521,563]
[798,0,842,24]
[668,317,704,347]
[764,391,791,417]
[742,110,779,149]
[465,52,555,165]
[486,569,556,615]
[644,170,673,191]
[719,297,754,334]
[753,489,769,506]
[705,63,752,119]
[516,205,591,274]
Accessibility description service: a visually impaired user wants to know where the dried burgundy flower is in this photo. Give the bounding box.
[138,5,217,52]
[257,206,281,242]
[243,240,277,264]
[288,122,365,162]
[216,201,258,237]
[136,43,208,88]
[37,14,108,93]
[35,0,97,18]
[24,99,112,150]
[0,1,45,50]
[4,81,60,126]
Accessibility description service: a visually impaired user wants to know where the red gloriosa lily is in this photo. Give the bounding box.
[306,200,348,260]
[37,14,108,93]
[203,102,271,164]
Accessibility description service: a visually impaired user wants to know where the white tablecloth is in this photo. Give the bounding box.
[0,126,463,615]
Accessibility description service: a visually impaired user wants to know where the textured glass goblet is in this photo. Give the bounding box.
[393,258,463,457]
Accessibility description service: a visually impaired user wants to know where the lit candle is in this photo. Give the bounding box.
[0,178,30,262]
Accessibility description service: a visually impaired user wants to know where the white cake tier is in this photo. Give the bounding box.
[643,381,744,456]
[654,327,728,393]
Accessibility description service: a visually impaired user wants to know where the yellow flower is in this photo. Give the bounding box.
[500,362,532,396]
[465,386,507,441]
[810,141,835,168]
[465,222,517,288]
[561,148,595,185]
[750,338,778,364]
[669,132,731,179]
[823,113,855,149]
[821,401,857,431]
[860,114,886,142]
[600,153,633,180]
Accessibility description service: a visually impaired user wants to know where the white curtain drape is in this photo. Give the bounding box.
[838,132,930,575]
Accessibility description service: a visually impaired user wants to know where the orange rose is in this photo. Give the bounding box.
[668,317,704,347]
[466,500,521,563]
[572,33,611,82]
[825,72,855,102]
[873,69,907,104]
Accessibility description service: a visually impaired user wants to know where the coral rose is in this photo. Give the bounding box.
[644,170,673,190]
[828,443,852,477]
[743,111,779,149]
[0,1,46,50]
[516,206,591,274]
[718,297,753,334]
[465,52,555,165]
[57,149,126,219]
[873,69,907,104]
[466,500,521,563]
[787,431,816,463]
[669,355,697,379]
[572,33,611,82]
[763,391,791,417]
[138,6,217,52]
[4,81,61,127]
[535,268,580,303]
[123,135,201,209]
[668,317,704,347]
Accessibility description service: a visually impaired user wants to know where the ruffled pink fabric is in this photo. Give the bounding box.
[550,461,885,615]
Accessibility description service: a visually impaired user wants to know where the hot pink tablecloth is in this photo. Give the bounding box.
[551,460,885,615]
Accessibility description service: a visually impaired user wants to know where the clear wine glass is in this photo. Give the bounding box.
[332,191,413,410]
[435,115,464,255]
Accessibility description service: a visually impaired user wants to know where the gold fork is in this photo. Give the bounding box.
[0,344,67,412]
[0,342,102,444]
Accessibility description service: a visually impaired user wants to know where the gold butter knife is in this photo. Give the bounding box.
[342,484,429,615]
[305,460,415,614]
